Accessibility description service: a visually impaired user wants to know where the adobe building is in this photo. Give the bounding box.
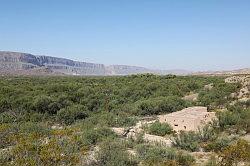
[158,107,216,131]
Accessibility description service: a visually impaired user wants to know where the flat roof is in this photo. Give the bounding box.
[164,107,209,119]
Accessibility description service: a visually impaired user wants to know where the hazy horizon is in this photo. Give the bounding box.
[1,0,250,71]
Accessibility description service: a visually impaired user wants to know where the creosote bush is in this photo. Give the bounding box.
[147,121,173,136]
[90,141,138,166]
[136,144,195,166]
[57,105,89,125]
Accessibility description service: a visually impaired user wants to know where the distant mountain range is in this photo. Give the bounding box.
[192,68,250,76]
[0,51,190,76]
[0,51,249,76]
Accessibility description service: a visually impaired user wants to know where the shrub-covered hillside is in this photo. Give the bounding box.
[0,74,238,124]
[1,74,248,166]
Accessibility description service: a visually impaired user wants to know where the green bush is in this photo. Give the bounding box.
[217,111,239,130]
[0,112,16,124]
[204,137,232,152]
[197,124,218,142]
[136,96,188,115]
[57,105,88,125]
[0,99,12,113]
[136,144,195,166]
[217,109,250,132]
[198,82,240,107]
[147,121,173,136]
[92,141,138,166]
[219,139,250,166]
[82,127,116,146]
[32,95,55,114]
[172,131,199,152]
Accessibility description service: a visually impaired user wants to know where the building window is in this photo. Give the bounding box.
[184,126,186,129]
[174,124,178,127]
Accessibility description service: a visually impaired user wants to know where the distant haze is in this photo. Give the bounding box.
[0,0,250,71]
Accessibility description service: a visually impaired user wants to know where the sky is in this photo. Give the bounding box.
[0,0,250,71]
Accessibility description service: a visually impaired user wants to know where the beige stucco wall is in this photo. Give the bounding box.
[158,107,216,132]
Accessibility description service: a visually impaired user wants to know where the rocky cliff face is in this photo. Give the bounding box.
[0,51,190,76]
[0,51,107,75]
[0,51,165,76]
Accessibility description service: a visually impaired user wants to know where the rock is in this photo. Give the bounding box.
[182,93,199,101]
[143,134,172,147]
[230,92,238,99]
[112,127,125,136]
[225,75,250,85]
[238,87,249,98]
[204,83,213,90]
[241,134,250,142]
[238,97,250,102]
[51,124,64,130]
[127,149,137,156]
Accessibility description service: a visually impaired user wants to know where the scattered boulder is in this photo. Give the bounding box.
[112,127,125,136]
[204,83,213,90]
[238,87,249,98]
[238,97,250,102]
[241,134,250,142]
[182,93,199,102]
[143,134,172,147]
[229,92,238,98]
[51,124,64,130]
[225,75,250,85]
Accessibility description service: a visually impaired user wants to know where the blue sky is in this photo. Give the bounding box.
[0,0,250,71]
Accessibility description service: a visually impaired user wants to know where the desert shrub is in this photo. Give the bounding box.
[204,137,232,152]
[147,121,173,136]
[216,108,250,133]
[2,136,80,166]
[136,96,188,115]
[217,111,239,130]
[0,99,12,113]
[0,124,16,148]
[237,109,250,133]
[115,114,138,127]
[172,131,199,152]
[57,105,88,125]
[82,127,116,146]
[205,156,219,166]
[198,83,240,107]
[91,141,138,166]
[94,112,138,127]
[0,122,51,149]
[136,144,195,166]
[29,112,47,122]
[0,112,16,124]
[246,99,250,108]
[197,125,218,142]
[18,122,50,136]
[173,124,222,152]
[219,139,250,166]
[32,95,55,114]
